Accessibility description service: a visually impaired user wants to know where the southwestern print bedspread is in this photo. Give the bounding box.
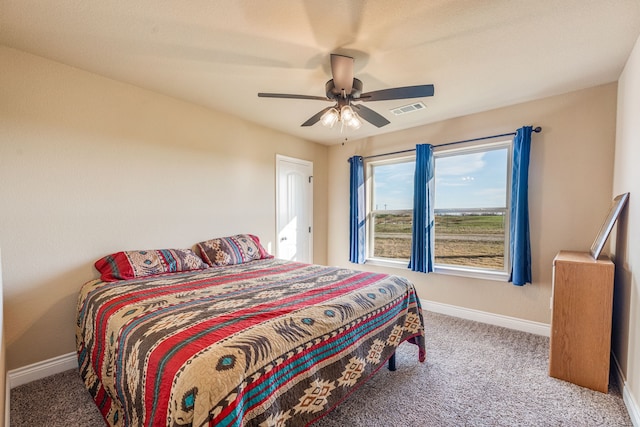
[76,258,426,426]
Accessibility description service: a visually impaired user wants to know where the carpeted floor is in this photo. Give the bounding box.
[10,312,632,426]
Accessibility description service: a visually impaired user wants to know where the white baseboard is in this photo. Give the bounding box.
[625,389,640,427]
[421,300,640,424]
[3,313,638,426]
[421,299,551,337]
[613,352,640,427]
[5,372,10,427]
[7,352,77,389]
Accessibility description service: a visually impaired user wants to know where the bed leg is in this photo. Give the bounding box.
[388,352,396,371]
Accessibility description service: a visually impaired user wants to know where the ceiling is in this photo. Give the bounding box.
[2,1,640,145]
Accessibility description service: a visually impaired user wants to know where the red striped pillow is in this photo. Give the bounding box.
[197,234,272,267]
[95,248,209,282]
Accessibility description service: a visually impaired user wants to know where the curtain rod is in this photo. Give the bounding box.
[361,126,542,160]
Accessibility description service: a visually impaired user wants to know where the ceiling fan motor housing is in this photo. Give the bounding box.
[325,78,363,100]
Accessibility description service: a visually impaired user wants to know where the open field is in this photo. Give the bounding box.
[373,212,505,269]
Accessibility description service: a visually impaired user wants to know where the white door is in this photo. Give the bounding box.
[276,155,313,263]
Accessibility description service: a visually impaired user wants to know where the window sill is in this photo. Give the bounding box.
[433,265,509,282]
[365,258,509,282]
[365,257,408,269]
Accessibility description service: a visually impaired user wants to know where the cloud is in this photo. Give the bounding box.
[373,161,415,210]
[436,152,485,177]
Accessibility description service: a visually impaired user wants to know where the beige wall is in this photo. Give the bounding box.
[0,249,5,427]
[0,46,328,370]
[612,33,640,418]
[327,83,617,324]
[0,40,630,414]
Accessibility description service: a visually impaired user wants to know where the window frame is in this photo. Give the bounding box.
[365,139,513,281]
[366,155,416,266]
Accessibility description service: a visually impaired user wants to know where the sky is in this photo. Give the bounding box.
[372,147,508,210]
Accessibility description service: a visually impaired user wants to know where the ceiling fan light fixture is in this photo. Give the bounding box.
[320,108,339,128]
[347,115,362,130]
[341,105,355,122]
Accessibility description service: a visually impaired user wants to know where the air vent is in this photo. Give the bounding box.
[390,102,426,116]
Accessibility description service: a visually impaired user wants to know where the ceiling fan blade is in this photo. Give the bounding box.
[330,54,354,95]
[301,106,334,127]
[360,84,434,101]
[352,104,390,128]
[258,93,329,101]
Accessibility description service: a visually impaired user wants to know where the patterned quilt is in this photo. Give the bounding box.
[76,258,426,426]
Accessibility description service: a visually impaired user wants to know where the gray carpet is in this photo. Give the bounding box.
[10,312,632,426]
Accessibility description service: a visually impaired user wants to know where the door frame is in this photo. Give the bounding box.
[275,154,313,262]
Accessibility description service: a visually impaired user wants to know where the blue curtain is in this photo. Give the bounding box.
[509,126,533,285]
[409,144,435,273]
[349,156,366,263]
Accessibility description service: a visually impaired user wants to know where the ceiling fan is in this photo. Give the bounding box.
[258,54,434,129]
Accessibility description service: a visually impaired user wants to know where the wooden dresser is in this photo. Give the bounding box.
[549,251,614,392]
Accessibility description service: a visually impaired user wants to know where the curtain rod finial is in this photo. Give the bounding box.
[533,126,542,133]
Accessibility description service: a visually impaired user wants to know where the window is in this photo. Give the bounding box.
[434,142,510,273]
[368,158,415,261]
[367,140,512,277]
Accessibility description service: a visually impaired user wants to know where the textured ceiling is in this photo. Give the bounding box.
[1,1,640,145]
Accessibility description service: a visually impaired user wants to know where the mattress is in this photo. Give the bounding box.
[76,258,426,426]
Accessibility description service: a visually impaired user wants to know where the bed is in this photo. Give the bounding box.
[77,252,425,426]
